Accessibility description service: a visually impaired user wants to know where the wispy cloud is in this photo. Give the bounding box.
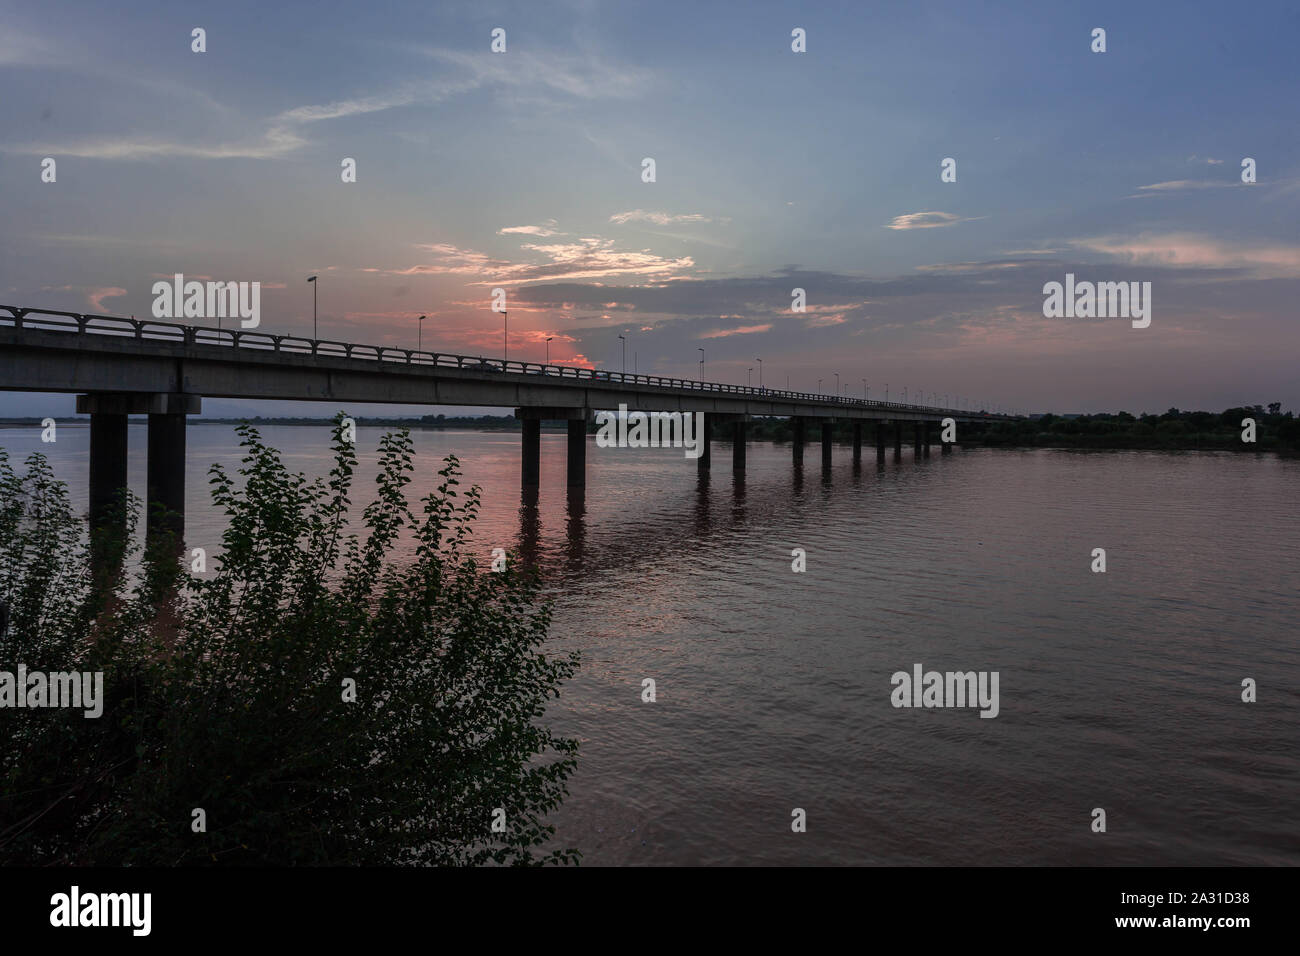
[609,210,711,226]
[1070,233,1300,278]
[885,211,979,231]
[1134,179,1234,192]
[383,238,695,284]
[699,323,772,339]
[499,221,562,237]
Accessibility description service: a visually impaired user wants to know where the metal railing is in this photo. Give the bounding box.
[0,305,1009,418]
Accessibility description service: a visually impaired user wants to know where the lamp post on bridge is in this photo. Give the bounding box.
[862,379,868,400]
[747,367,753,386]
[756,358,763,388]
[697,347,704,382]
[307,275,317,339]
[619,334,626,374]
[417,314,425,352]
[834,372,840,397]
[546,336,553,364]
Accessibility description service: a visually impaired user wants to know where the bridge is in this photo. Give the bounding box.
[0,305,1017,541]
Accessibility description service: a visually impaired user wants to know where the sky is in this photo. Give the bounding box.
[2,0,1298,418]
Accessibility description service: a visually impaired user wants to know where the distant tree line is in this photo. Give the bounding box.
[978,405,1298,452]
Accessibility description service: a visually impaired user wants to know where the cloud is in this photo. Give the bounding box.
[87,287,127,311]
[804,313,847,327]
[884,211,978,231]
[609,210,711,226]
[499,221,561,237]
[7,43,644,163]
[1134,179,1233,192]
[1070,233,1300,278]
[386,238,695,285]
[699,323,772,339]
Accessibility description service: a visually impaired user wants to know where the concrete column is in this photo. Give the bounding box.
[876,421,886,462]
[892,422,902,462]
[697,413,712,474]
[852,422,862,464]
[923,422,932,458]
[913,422,923,457]
[147,412,187,541]
[821,422,833,469]
[566,418,586,487]
[88,411,129,533]
[792,418,805,466]
[732,420,746,472]
[521,417,541,487]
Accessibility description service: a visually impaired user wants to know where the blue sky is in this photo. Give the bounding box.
[2,0,1298,416]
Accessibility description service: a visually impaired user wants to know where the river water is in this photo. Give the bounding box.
[3,424,1297,866]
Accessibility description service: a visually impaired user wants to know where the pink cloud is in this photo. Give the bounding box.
[699,323,772,339]
[87,287,127,311]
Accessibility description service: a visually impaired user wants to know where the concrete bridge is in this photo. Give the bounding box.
[0,305,1016,540]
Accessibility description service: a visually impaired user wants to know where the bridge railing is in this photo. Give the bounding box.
[0,305,1012,419]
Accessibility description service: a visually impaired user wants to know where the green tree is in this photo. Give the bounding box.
[0,421,579,865]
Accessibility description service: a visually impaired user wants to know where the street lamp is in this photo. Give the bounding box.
[756,358,763,388]
[619,334,626,374]
[748,367,753,386]
[697,347,704,382]
[818,378,823,393]
[546,336,553,364]
[903,386,908,403]
[307,275,317,339]
[885,383,889,402]
[502,310,508,363]
[834,372,840,396]
[417,314,425,352]
[862,378,868,400]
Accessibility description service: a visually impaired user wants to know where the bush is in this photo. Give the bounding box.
[0,420,579,865]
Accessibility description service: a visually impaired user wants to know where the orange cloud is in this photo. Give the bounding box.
[699,323,772,339]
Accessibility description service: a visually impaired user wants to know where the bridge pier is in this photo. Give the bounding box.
[147,411,188,541]
[521,418,541,487]
[893,422,902,462]
[821,422,833,469]
[87,409,128,535]
[923,422,932,458]
[732,420,746,472]
[913,423,923,458]
[876,422,886,462]
[792,418,805,467]
[78,393,200,547]
[515,406,590,488]
[852,422,862,465]
[567,419,587,487]
[697,414,712,474]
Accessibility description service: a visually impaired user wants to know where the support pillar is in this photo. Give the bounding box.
[792,418,805,466]
[697,414,712,474]
[79,392,199,549]
[521,418,541,487]
[88,411,129,534]
[732,420,746,472]
[923,422,932,458]
[821,422,833,469]
[852,422,862,464]
[147,412,188,541]
[567,418,586,487]
[913,423,923,457]
[876,421,886,462]
[893,422,902,462]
